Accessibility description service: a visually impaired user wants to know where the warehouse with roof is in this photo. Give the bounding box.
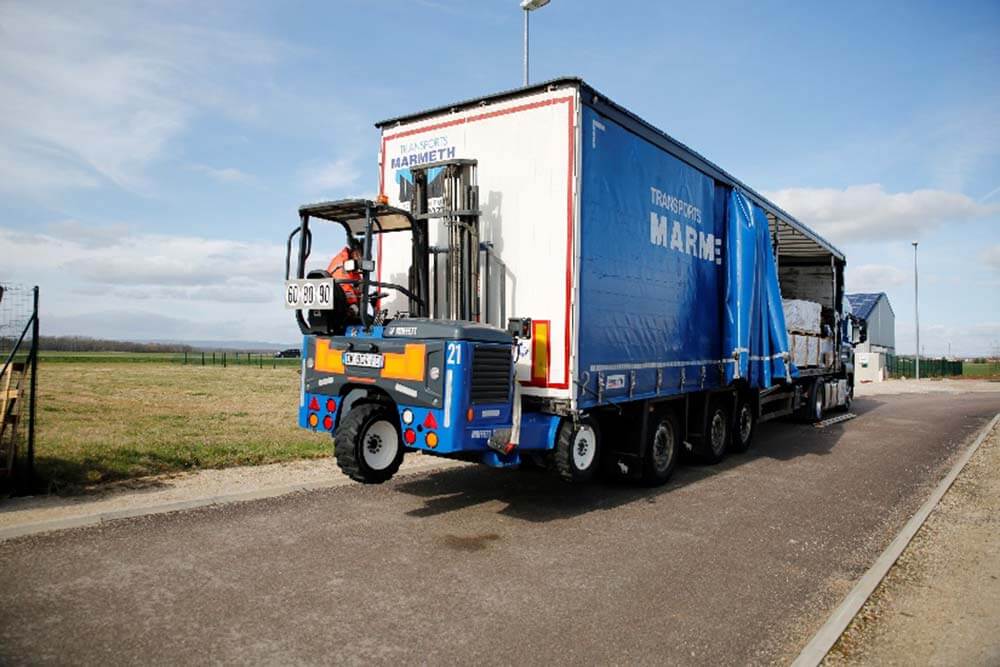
[847,292,895,383]
[847,293,895,354]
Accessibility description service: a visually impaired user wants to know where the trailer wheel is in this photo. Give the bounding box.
[552,417,600,483]
[730,397,755,453]
[642,411,680,485]
[839,379,854,412]
[333,403,404,484]
[810,379,825,422]
[693,401,729,464]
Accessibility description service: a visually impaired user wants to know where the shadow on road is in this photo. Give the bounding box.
[393,397,886,523]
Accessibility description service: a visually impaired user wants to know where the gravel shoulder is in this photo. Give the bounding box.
[0,454,459,535]
[823,420,1000,666]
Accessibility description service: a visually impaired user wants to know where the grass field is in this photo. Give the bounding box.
[962,362,1000,379]
[33,361,328,492]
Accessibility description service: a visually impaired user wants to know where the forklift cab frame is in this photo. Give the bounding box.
[285,198,430,334]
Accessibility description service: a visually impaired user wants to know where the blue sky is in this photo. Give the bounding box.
[1,0,998,354]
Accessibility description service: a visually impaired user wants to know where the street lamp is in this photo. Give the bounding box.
[521,0,550,86]
[913,241,920,380]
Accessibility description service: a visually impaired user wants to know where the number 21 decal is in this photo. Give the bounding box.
[446,343,462,366]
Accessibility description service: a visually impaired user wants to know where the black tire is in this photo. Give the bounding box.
[810,379,825,422]
[730,395,755,453]
[552,417,601,483]
[642,411,680,485]
[693,400,729,464]
[333,402,404,484]
[839,379,854,412]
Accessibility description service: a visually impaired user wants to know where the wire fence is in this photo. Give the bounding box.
[36,350,301,367]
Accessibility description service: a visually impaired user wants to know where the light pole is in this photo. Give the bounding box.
[521,0,550,86]
[913,241,920,380]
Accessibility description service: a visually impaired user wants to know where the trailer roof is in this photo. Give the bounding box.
[375,77,844,262]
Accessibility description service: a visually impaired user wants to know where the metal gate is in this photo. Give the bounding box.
[0,283,39,491]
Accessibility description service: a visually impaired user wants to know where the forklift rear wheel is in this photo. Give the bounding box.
[730,397,755,453]
[552,418,600,483]
[642,411,679,485]
[693,401,729,464]
[333,403,404,484]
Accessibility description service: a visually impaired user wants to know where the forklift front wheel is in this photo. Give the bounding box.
[552,417,601,483]
[333,403,404,484]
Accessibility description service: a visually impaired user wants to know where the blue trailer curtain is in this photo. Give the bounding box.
[723,189,796,387]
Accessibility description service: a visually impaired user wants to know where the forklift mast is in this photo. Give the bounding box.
[410,159,480,322]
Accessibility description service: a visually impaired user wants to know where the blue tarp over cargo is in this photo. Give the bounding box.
[576,106,795,407]
[723,189,796,388]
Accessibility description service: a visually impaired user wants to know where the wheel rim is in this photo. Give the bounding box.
[738,405,753,443]
[652,422,675,472]
[361,420,398,471]
[572,424,597,471]
[814,386,824,419]
[710,411,726,453]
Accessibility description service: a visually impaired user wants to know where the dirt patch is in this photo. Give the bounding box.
[439,532,502,552]
[823,420,1000,665]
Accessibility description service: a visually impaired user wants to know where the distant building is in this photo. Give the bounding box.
[847,292,895,354]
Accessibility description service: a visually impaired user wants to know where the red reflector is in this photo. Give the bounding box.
[403,428,416,444]
[423,411,438,429]
[323,415,333,430]
[308,396,320,411]
[326,398,337,412]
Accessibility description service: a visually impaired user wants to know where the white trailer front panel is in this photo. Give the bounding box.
[377,87,579,400]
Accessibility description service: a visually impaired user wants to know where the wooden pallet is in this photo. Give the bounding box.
[0,362,25,476]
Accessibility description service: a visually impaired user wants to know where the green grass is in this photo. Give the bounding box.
[963,362,1000,379]
[33,361,327,492]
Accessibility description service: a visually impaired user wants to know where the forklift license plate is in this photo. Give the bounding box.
[284,278,335,310]
[342,352,384,369]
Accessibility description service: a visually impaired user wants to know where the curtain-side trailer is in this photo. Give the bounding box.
[286,78,863,485]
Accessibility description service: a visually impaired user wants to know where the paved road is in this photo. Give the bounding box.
[2,392,998,665]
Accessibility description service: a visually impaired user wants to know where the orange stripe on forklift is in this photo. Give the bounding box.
[314,339,345,374]
[381,343,426,382]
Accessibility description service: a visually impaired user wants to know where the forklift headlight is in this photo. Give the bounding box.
[401,409,414,425]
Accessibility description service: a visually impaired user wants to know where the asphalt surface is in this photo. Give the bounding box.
[2,391,998,666]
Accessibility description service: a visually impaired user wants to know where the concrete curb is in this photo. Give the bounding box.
[791,411,1000,667]
[0,459,454,542]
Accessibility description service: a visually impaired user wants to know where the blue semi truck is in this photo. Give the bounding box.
[284,78,864,485]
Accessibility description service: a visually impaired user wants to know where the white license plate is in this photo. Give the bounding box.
[284,279,335,310]
[342,352,384,369]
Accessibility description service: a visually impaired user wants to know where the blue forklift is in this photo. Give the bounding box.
[285,161,579,484]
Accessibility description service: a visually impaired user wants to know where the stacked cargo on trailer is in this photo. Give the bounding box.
[285,78,865,486]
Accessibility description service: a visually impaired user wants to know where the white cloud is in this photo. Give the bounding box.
[846,264,908,292]
[982,244,1000,272]
[0,2,285,194]
[304,158,363,193]
[764,184,999,243]
[0,223,297,342]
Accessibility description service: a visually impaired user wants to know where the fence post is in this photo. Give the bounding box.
[223,352,227,368]
[26,286,39,483]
